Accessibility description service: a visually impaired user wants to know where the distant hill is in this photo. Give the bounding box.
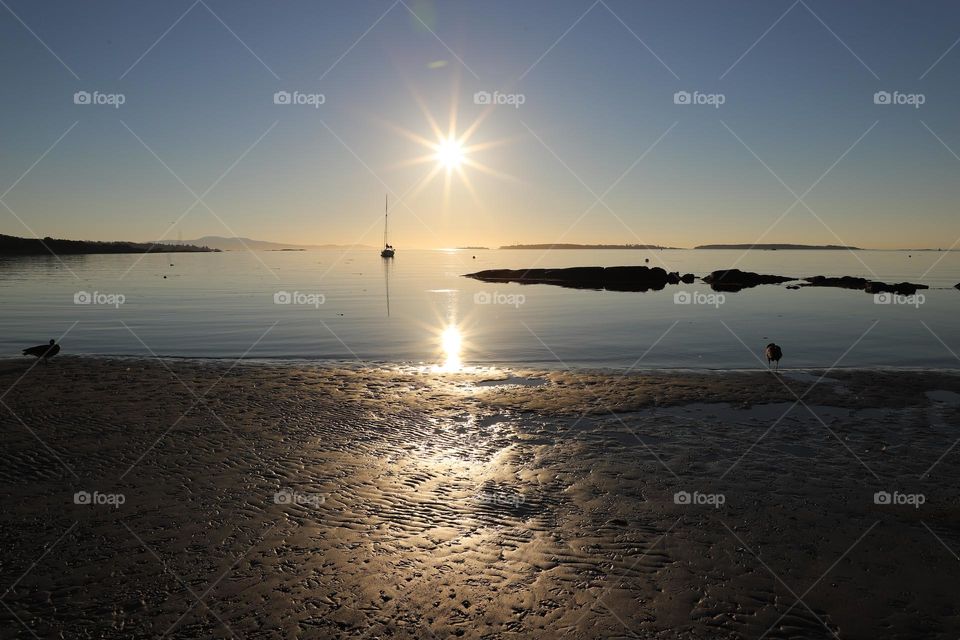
[166,236,372,251]
[0,234,216,255]
[500,243,680,250]
[695,244,862,250]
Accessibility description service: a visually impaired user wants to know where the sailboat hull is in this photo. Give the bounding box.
[380,248,395,258]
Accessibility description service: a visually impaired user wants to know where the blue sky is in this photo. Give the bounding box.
[1,0,959,248]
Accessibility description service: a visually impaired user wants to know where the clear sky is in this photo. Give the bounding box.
[2,0,959,249]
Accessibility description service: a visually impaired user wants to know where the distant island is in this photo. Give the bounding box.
[457,246,489,250]
[695,243,862,250]
[0,234,217,255]
[500,243,680,250]
[166,236,373,251]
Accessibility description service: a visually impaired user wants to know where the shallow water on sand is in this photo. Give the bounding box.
[1,248,958,368]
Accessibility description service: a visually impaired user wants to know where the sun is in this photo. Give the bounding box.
[435,137,465,170]
[380,88,517,207]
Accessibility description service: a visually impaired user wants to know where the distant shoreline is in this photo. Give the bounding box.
[0,234,216,256]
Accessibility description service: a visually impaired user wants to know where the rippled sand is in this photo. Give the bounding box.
[1,358,959,638]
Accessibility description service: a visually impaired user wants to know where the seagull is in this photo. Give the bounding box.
[22,339,60,360]
[765,343,782,371]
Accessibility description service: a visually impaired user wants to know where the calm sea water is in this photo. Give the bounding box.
[1,248,959,370]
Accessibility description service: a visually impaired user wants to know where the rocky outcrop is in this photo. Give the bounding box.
[702,269,796,292]
[804,276,928,296]
[465,266,681,292]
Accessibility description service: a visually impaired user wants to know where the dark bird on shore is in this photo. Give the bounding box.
[765,343,782,370]
[23,339,60,360]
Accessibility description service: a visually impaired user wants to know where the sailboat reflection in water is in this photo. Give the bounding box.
[380,194,395,258]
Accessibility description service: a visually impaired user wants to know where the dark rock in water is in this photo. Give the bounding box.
[955,283,960,290]
[702,269,796,292]
[804,275,928,296]
[465,266,677,292]
[786,285,800,290]
[681,273,696,284]
[864,281,928,296]
[804,275,870,290]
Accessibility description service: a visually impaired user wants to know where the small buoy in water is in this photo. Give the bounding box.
[645,258,649,263]
[472,255,476,259]
[163,275,167,279]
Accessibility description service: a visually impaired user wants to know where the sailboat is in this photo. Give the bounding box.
[380,194,395,258]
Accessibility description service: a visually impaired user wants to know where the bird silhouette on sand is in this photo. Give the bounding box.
[765,343,782,371]
[22,339,60,360]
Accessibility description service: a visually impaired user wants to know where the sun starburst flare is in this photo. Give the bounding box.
[381,89,519,209]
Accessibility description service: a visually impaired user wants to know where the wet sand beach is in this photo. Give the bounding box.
[1,358,960,638]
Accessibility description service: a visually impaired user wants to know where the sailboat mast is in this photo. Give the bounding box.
[383,194,388,247]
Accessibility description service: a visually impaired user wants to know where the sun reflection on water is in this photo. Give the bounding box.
[438,324,463,372]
